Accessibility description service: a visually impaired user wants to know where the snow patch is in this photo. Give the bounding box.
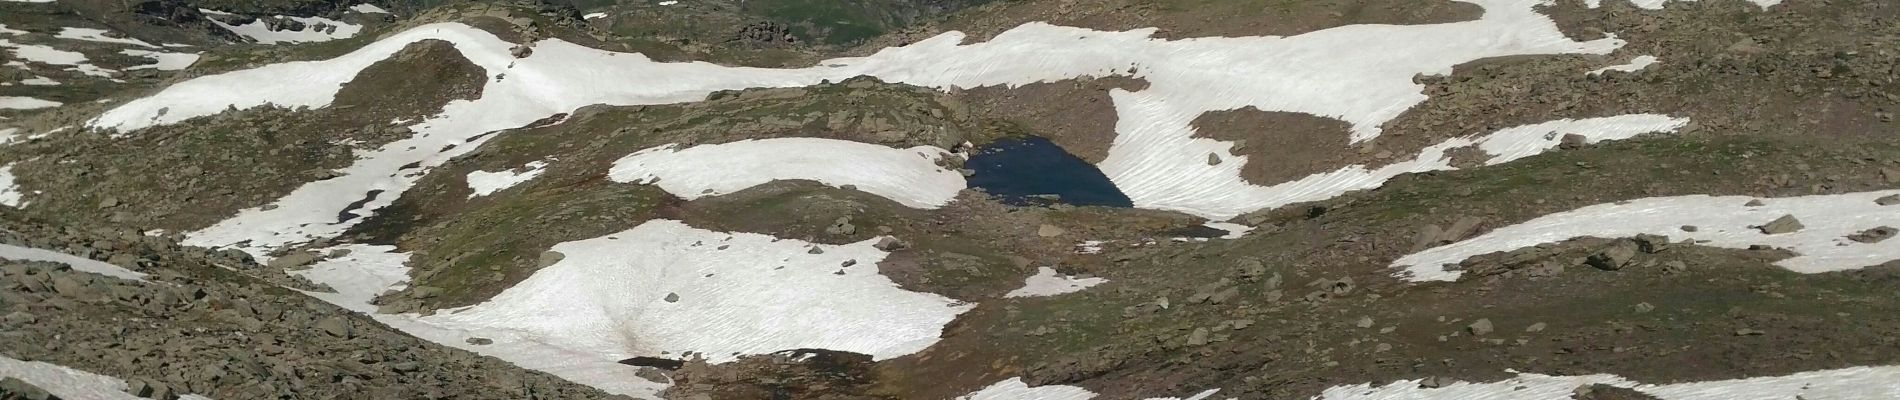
[0,24,28,35]
[289,244,411,313]
[0,38,116,77]
[583,12,608,19]
[1589,54,1658,75]
[422,219,971,363]
[202,10,363,44]
[658,0,678,5]
[55,27,158,47]
[121,49,200,71]
[0,356,211,400]
[1318,366,1900,399]
[609,138,966,208]
[1395,189,1900,282]
[0,164,24,206]
[292,221,969,398]
[465,160,548,198]
[20,75,59,85]
[1223,114,1687,216]
[348,3,389,13]
[0,96,60,110]
[1584,0,1783,10]
[960,378,1096,400]
[1005,266,1107,298]
[0,243,147,281]
[958,378,1224,400]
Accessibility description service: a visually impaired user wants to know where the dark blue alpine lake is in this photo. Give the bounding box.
[964,136,1133,207]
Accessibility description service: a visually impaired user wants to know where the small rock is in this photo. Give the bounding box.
[1206,153,1222,165]
[316,316,353,339]
[1877,194,1900,206]
[0,377,56,400]
[537,251,566,268]
[1184,328,1210,346]
[1467,318,1494,336]
[1524,322,1547,333]
[664,292,680,303]
[1847,226,1897,244]
[1735,328,1765,336]
[465,337,494,345]
[1757,214,1804,234]
[408,286,444,299]
[1744,199,1765,207]
[1633,302,1655,314]
[1586,240,1639,271]
[872,236,907,251]
[1355,317,1374,329]
[825,217,857,236]
[1558,133,1589,150]
[1680,225,1698,232]
[1419,376,1452,388]
[267,251,322,269]
[1037,224,1067,237]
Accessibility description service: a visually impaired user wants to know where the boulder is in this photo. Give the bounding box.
[1757,214,1804,234]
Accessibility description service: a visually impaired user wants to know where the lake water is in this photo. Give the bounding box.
[965,136,1133,207]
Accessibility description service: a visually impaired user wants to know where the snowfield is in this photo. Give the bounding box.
[1395,190,1900,281]
[609,138,967,208]
[90,0,1682,257]
[0,96,61,110]
[0,356,211,400]
[0,243,148,281]
[201,11,363,44]
[465,160,548,198]
[292,220,971,398]
[1005,266,1108,298]
[1318,366,1900,400]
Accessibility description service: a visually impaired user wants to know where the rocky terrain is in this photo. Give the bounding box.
[5,0,1900,399]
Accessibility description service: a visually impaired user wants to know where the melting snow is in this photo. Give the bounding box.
[609,138,966,208]
[1583,0,1784,9]
[959,378,1224,400]
[290,244,411,313]
[0,38,116,77]
[20,75,59,85]
[0,96,61,110]
[1233,114,1687,214]
[1005,266,1107,298]
[0,164,24,206]
[55,27,158,48]
[1589,54,1658,75]
[583,12,607,19]
[348,3,390,13]
[1318,366,1900,399]
[0,356,212,400]
[202,10,363,44]
[1395,190,1900,281]
[121,49,200,71]
[960,378,1096,400]
[0,243,148,281]
[465,160,548,197]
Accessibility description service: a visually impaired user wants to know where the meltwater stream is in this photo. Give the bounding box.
[965,136,1133,207]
